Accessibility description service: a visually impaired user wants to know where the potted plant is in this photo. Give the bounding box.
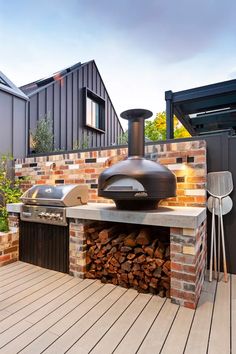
[0,155,21,232]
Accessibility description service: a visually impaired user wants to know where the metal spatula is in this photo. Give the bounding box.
[207,171,233,282]
[207,171,233,197]
[207,196,233,216]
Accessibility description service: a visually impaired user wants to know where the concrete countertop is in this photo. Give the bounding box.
[7,202,206,229]
[66,203,206,229]
[7,203,23,213]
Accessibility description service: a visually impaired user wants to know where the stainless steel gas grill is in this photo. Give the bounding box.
[19,184,89,273]
[20,184,88,226]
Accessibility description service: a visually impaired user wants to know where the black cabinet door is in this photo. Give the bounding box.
[19,221,69,273]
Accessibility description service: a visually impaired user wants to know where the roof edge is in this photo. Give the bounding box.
[0,71,29,100]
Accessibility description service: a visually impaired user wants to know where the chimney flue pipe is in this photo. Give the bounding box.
[120,109,153,157]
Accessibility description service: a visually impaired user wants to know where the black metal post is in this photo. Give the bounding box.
[165,90,174,139]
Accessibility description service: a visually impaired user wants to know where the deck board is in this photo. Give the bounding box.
[113,295,165,354]
[40,286,125,354]
[208,274,231,354]
[90,293,151,354]
[0,276,78,331]
[137,299,179,354]
[0,262,233,354]
[161,306,194,354]
[184,279,217,354]
[67,288,139,353]
[231,274,236,354]
[0,262,34,279]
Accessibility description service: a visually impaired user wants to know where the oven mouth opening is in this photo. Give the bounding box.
[103,176,145,192]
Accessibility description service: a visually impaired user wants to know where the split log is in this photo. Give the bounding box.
[139,280,149,290]
[137,254,146,263]
[87,223,108,234]
[144,239,158,258]
[98,225,121,243]
[112,233,126,246]
[132,263,141,271]
[86,223,171,298]
[134,247,144,255]
[154,247,164,259]
[136,228,152,245]
[121,261,132,272]
[120,246,132,253]
[110,257,120,268]
[127,253,136,260]
[123,231,138,247]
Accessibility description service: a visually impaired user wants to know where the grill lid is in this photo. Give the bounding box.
[20,184,89,207]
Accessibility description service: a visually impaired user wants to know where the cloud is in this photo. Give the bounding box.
[76,0,236,62]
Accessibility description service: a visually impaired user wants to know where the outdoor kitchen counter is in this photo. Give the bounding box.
[66,203,206,229]
[7,203,206,229]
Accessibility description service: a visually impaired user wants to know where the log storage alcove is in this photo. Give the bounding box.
[67,203,206,309]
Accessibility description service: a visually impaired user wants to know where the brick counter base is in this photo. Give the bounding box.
[0,213,20,267]
[170,220,207,309]
[69,218,207,309]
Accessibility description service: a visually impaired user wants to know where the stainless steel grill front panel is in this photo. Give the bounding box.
[20,205,67,226]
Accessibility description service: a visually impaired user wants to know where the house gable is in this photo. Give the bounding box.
[20,60,123,153]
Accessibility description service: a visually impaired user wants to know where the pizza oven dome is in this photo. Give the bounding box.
[98,109,176,210]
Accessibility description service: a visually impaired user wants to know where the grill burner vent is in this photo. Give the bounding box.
[98,109,176,210]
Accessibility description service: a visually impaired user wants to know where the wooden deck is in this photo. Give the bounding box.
[0,261,234,354]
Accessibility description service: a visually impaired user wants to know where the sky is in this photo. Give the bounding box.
[1,0,236,129]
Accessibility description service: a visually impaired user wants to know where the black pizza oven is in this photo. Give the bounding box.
[98,109,176,210]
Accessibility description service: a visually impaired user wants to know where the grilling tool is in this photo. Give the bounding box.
[207,196,233,281]
[207,172,233,282]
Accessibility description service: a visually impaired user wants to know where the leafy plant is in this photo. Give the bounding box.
[73,140,80,150]
[118,130,128,145]
[81,136,89,149]
[0,155,22,232]
[145,111,191,141]
[31,114,54,153]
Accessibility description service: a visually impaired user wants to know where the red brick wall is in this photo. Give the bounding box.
[0,213,19,267]
[15,140,206,207]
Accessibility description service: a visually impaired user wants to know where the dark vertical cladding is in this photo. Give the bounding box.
[67,74,73,151]
[60,79,66,150]
[38,89,46,118]
[53,81,60,148]
[72,70,78,146]
[26,60,123,153]
[19,221,69,273]
[0,88,27,158]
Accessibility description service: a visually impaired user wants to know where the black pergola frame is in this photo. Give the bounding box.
[165,79,236,139]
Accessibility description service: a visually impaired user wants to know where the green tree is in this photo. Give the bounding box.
[145,111,190,141]
[0,155,22,232]
[31,115,54,153]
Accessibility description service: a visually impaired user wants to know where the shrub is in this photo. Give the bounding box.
[31,115,54,153]
[0,155,22,232]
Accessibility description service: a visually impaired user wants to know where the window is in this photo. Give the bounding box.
[84,88,105,132]
[87,97,100,129]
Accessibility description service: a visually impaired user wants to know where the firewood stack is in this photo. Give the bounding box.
[85,222,170,297]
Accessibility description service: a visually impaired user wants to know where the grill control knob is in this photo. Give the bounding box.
[45,213,51,219]
[38,212,46,218]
